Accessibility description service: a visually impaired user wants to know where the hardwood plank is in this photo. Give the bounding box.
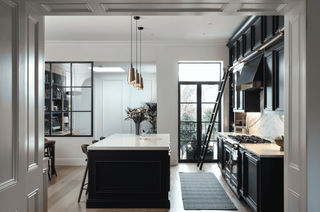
[48,164,252,212]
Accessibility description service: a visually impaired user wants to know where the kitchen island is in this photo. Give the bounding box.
[86,134,170,209]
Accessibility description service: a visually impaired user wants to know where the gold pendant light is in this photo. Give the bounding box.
[133,16,140,87]
[127,16,135,84]
[138,26,144,90]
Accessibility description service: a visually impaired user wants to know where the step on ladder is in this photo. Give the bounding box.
[197,68,231,170]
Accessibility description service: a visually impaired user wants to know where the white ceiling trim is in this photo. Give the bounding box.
[45,40,229,47]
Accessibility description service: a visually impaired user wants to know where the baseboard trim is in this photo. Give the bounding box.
[55,158,86,166]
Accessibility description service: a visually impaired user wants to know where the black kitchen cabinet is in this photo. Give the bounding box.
[233,70,260,113]
[239,148,246,196]
[263,16,274,43]
[235,71,244,111]
[243,153,284,212]
[237,36,244,60]
[230,42,237,66]
[263,51,274,111]
[275,16,284,34]
[252,17,262,51]
[274,46,285,113]
[217,136,225,170]
[245,153,259,212]
[263,45,284,114]
[217,136,284,212]
[244,27,252,56]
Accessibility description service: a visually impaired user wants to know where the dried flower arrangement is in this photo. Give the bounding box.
[124,105,148,124]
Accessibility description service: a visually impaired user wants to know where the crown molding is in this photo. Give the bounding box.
[45,40,228,47]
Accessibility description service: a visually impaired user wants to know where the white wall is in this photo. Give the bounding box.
[94,72,157,138]
[45,41,229,165]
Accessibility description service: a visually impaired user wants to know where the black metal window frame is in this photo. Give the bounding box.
[45,61,93,137]
[178,62,222,163]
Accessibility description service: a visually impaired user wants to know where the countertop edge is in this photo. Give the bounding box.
[88,147,170,151]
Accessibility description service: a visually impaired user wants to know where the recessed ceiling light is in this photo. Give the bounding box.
[203,33,206,35]
[208,23,212,25]
[91,67,125,73]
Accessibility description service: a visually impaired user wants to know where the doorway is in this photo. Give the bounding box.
[178,62,222,162]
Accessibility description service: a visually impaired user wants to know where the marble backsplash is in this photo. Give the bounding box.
[246,91,284,140]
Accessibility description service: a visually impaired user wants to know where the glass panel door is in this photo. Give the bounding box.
[179,83,220,162]
[201,84,219,161]
[179,84,197,161]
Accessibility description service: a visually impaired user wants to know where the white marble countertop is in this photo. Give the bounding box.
[218,132,284,158]
[88,134,170,151]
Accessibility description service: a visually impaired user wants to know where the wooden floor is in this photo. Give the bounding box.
[48,163,252,212]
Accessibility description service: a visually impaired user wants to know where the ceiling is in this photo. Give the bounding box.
[38,0,301,43]
[37,0,301,70]
[93,61,156,74]
[45,16,249,43]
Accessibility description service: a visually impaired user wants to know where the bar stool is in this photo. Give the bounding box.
[92,140,99,144]
[99,136,106,140]
[44,140,57,181]
[78,144,89,202]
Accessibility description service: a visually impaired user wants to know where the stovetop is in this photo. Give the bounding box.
[227,135,272,144]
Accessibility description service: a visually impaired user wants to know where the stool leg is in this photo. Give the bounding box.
[78,162,88,202]
[47,160,51,181]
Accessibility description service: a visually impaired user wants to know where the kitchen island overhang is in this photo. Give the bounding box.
[86,134,171,209]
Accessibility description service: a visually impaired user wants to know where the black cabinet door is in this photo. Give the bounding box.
[263,51,274,111]
[244,27,252,56]
[246,153,259,212]
[275,16,284,34]
[263,16,274,43]
[224,144,231,178]
[275,46,284,113]
[253,17,262,50]
[238,37,244,60]
[217,136,224,170]
[236,71,244,110]
[233,43,237,64]
[230,44,237,65]
[233,72,237,109]
[239,149,246,196]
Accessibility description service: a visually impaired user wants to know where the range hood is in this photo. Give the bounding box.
[236,54,263,91]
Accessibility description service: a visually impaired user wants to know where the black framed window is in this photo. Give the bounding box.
[44,62,93,137]
[178,62,222,162]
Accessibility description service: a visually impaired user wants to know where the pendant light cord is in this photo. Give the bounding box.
[136,18,138,73]
[130,16,132,66]
[140,29,142,74]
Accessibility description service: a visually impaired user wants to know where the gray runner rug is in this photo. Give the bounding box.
[179,172,237,210]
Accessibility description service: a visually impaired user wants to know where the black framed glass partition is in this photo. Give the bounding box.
[44,62,93,137]
[178,62,222,162]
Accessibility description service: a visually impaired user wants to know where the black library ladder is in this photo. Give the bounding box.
[197,68,231,170]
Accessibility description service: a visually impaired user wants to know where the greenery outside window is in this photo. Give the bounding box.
[44,62,93,136]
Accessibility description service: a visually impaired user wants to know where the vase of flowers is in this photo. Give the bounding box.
[125,106,148,135]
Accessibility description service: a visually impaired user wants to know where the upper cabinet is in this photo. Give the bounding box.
[227,16,284,66]
[274,46,285,113]
[252,17,262,51]
[227,16,284,115]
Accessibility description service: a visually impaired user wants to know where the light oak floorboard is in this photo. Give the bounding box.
[48,163,252,212]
